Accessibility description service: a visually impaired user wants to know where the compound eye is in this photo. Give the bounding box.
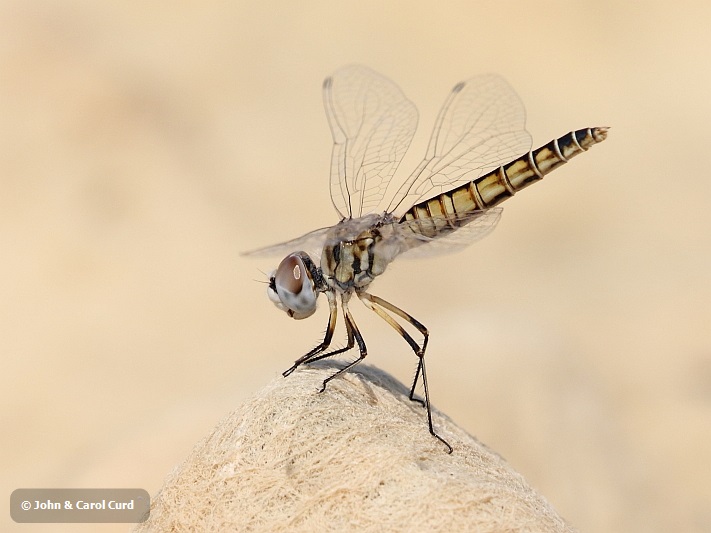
[271,253,318,319]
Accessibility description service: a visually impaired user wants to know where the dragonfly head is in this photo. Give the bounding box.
[267,252,319,320]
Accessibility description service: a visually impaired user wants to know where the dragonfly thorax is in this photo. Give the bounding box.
[321,214,402,293]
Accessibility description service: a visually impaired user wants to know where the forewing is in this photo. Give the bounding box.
[324,65,418,218]
[388,74,532,216]
[241,226,332,260]
[396,207,503,259]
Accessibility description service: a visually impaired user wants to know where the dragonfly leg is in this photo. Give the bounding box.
[358,293,428,402]
[409,361,425,407]
[282,291,339,377]
[301,307,356,366]
[358,292,452,454]
[283,292,367,395]
[316,295,368,393]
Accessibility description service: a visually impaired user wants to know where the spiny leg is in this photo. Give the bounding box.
[282,291,367,394]
[358,292,452,454]
[299,291,362,368]
[409,360,425,407]
[283,291,339,377]
[362,294,428,404]
[317,295,368,393]
[302,309,355,366]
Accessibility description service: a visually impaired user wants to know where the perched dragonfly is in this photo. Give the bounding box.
[246,65,608,453]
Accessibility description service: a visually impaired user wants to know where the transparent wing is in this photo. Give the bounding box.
[324,65,418,219]
[241,226,332,259]
[387,74,532,216]
[395,207,503,259]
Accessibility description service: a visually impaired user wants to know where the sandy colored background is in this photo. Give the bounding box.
[1,1,709,532]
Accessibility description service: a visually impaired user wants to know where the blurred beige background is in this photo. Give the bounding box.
[1,1,709,532]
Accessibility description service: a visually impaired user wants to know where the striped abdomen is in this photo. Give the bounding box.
[399,127,608,237]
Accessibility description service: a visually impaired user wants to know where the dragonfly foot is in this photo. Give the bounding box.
[282,364,299,378]
[435,433,453,454]
[410,396,426,407]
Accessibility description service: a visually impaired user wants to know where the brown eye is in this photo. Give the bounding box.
[275,255,303,294]
[268,253,318,320]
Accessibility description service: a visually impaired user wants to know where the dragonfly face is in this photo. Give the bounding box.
[267,252,320,320]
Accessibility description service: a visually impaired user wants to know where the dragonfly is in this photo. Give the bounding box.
[246,65,608,453]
